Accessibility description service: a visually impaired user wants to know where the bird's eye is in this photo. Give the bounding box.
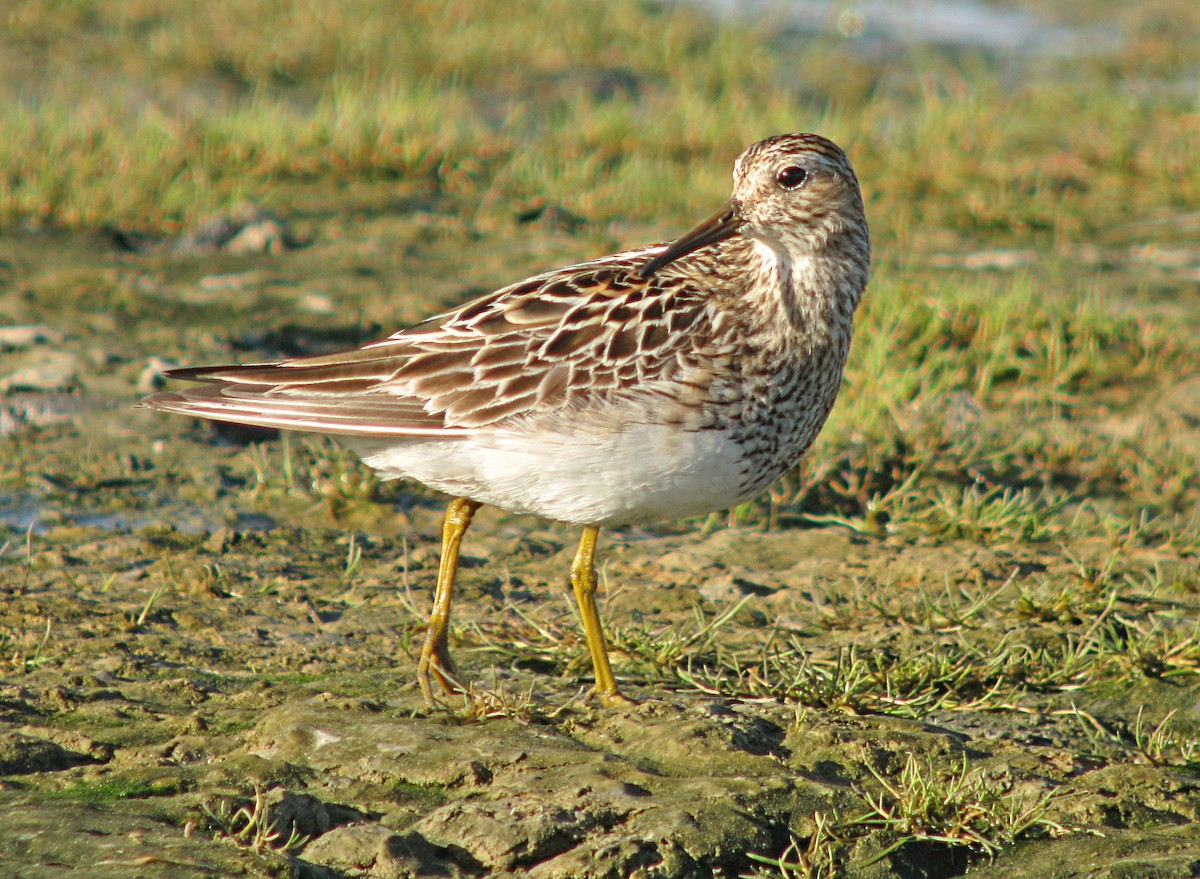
[776,165,808,189]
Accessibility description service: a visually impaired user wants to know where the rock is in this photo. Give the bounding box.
[0,730,96,774]
[303,823,450,878]
[241,697,825,878]
[137,357,174,393]
[267,789,367,840]
[0,794,275,878]
[112,202,299,255]
[0,325,62,350]
[0,352,81,393]
[697,570,777,602]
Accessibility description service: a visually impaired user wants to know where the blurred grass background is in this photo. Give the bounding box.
[2,0,1197,244]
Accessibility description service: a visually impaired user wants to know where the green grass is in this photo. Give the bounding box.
[742,268,1198,544]
[746,754,1074,878]
[2,0,1197,241]
[41,775,176,803]
[202,787,307,854]
[444,524,1199,728]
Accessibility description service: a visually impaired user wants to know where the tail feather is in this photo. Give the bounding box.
[140,382,459,438]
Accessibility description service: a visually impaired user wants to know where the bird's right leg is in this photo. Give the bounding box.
[417,497,481,704]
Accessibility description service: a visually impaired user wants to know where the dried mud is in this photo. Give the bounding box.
[1,216,1198,878]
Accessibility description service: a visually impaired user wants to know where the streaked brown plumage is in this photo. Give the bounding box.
[143,133,871,705]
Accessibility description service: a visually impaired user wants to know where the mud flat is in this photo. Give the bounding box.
[0,226,1197,874]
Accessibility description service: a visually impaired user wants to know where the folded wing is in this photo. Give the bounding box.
[142,249,709,438]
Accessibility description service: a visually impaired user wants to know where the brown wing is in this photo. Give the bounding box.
[142,248,713,438]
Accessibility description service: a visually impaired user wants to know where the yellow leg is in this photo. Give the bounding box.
[570,526,633,706]
[417,497,481,704]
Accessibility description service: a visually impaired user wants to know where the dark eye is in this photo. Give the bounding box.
[776,165,808,189]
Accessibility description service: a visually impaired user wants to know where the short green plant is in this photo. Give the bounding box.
[201,787,308,855]
[745,755,1074,878]
[849,755,1069,862]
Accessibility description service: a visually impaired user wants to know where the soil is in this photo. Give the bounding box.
[1,209,1198,878]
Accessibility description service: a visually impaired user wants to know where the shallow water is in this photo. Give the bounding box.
[675,0,1123,57]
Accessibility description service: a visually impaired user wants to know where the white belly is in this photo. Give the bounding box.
[344,424,751,527]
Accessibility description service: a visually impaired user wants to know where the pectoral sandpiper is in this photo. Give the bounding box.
[142,133,871,706]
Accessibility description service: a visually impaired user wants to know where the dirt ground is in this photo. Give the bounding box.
[1,205,1199,878]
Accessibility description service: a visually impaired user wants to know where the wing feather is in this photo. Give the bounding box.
[143,241,724,438]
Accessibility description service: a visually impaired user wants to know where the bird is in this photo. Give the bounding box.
[141,133,871,707]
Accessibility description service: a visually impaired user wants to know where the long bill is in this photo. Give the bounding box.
[637,199,741,278]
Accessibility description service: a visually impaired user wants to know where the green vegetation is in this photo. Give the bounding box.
[202,788,308,855]
[747,755,1075,878]
[2,1,1197,242]
[41,775,174,803]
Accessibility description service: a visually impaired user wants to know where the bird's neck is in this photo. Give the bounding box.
[737,233,862,358]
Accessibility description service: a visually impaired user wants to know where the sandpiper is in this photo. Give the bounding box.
[142,133,871,706]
